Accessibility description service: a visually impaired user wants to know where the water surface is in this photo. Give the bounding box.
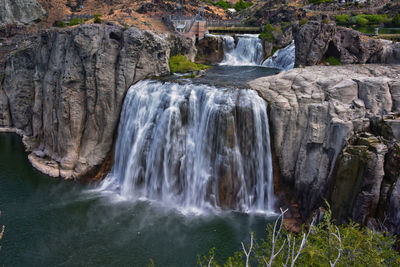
[0,133,274,266]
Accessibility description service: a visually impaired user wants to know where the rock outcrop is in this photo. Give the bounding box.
[249,65,400,233]
[0,24,171,179]
[196,34,224,64]
[0,0,46,26]
[294,21,400,66]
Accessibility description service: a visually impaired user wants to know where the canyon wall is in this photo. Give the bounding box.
[294,21,400,67]
[249,65,400,234]
[0,24,173,179]
[0,0,46,26]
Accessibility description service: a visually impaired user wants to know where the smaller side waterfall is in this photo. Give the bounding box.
[262,41,295,71]
[220,35,264,66]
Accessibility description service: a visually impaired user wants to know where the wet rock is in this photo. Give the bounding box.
[168,34,197,62]
[196,34,224,64]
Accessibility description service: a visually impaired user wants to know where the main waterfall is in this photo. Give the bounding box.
[100,80,275,214]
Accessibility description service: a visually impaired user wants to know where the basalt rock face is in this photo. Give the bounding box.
[0,0,46,26]
[0,24,171,179]
[196,34,224,64]
[249,65,400,232]
[294,21,400,66]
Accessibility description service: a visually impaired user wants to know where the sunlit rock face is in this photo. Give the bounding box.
[0,0,46,26]
[0,24,171,179]
[249,64,400,232]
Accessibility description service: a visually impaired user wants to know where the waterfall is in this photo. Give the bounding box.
[262,41,295,71]
[220,34,264,66]
[100,80,275,214]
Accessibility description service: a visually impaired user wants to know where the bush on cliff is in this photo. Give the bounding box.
[213,0,230,10]
[335,14,350,25]
[259,24,275,42]
[392,14,400,27]
[197,207,400,266]
[169,54,210,74]
[93,14,102,24]
[233,0,253,12]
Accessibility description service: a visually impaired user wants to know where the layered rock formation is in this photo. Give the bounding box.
[0,0,46,26]
[294,21,400,66]
[0,24,171,179]
[249,65,400,233]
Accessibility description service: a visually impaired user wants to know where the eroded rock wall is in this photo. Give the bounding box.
[294,21,400,66]
[249,65,400,233]
[0,0,46,26]
[0,24,171,179]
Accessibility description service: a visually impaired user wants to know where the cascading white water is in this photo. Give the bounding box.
[220,34,264,66]
[262,41,295,71]
[100,80,275,214]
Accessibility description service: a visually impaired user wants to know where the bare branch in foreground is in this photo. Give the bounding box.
[329,226,342,267]
[242,232,254,267]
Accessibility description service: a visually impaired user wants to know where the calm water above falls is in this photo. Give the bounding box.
[0,133,273,266]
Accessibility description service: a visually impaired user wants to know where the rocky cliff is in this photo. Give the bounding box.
[294,21,400,66]
[0,0,46,26]
[0,24,172,179]
[249,65,400,234]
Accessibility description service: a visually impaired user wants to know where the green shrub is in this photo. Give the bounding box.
[169,54,210,73]
[213,0,230,9]
[299,19,308,26]
[335,14,350,25]
[324,56,341,66]
[93,14,102,24]
[392,14,400,27]
[259,23,275,41]
[362,14,390,25]
[68,17,83,26]
[352,15,369,26]
[56,21,66,27]
[233,0,253,12]
[197,207,400,267]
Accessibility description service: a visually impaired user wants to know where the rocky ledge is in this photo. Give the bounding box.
[249,64,400,234]
[0,24,174,179]
[294,21,400,66]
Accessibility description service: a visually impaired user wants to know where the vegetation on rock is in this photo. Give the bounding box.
[259,24,275,41]
[233,0,253,12]
[93,14,102,24]
[169,54,210,74]
[197,206,400,266]
[335,14,396,26]
[324,56,341,66]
